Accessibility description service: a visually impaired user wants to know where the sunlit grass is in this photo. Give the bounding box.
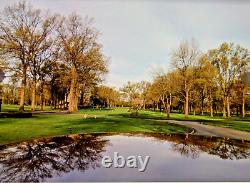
[128,109,250,132]
[0,107,188,145]
[1,104,52,112]
[0,105,249,145]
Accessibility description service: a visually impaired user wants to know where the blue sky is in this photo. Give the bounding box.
[1,0,250,88]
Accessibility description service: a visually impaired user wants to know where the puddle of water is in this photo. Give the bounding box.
[0,133,250,182]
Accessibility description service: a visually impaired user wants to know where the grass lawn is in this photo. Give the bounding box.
[1,104,54,112]
[202,120,250,132]
[129,109,250,132]
[0,104,249,145]
[0,106,189,145]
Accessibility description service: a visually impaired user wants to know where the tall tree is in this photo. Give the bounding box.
[209,43,250,118]
[96,85,120,108]
[28,14,58,111]
[171,39,199,118]
[58,14,107,112]
[137,81,150,109]
[0,2,43,111]
[120,81,140,108]
[195,54,217,116]
[150,74,172,118]
[239,71,250,118]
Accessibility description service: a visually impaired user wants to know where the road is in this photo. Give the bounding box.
[161,119,250,141]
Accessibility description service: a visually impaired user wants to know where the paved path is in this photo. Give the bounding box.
[161,119,250,141]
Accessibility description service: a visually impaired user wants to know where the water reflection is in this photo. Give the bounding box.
[0,134,109,182]
[147,133,250,160]
[0,133,249,182]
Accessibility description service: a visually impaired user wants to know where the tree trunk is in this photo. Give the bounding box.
[40,85,45,111]
[209,90,213,117]
[31,80,36,111]
[210,105,213,117]
[40,96,45,111]
[41,100,45,111]
[65,93,68,109]
[53,99,56,109]
[242,88,245,118]
[166,97,170,119]
[79,92,84,107]
[107,99,110,108]
[185,90,189,119]
[56,98,59,109]
[223,96,227,118]
[215,105,218,115]
[167,104,170,118]
[226,96,231,118]
[161,98,167,114]
[68,67,78,113]
[19,66,27,112]
[169,93,172,113]
[201,93,204,115]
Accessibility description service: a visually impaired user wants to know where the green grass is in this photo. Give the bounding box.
[127,109,250,132]
[202,120,250,132]
[0,104,249,145]
[126,109,225,121]
[0,107,189,145]
[1,104,53,112]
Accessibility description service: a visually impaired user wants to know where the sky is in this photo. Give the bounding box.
[1,0,250,88]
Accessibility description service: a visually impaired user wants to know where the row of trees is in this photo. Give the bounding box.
[0,2,108,112]
[168,40,250,118]
[0,2,249,117]
[94,41,250,118]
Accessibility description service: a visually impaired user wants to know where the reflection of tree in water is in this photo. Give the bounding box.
[171,142,201,159]
[0,134,109,182]
[146,133,250,160]
[0,133,250,181]
[168,135,216,159]
[209,139,250,160]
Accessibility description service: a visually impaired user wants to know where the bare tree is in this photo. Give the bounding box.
[120,81,141,109]
[58,14,107,112]
[209,43,250,118]
[0,2,41,111]
[171,39,199,118]
[0,2,59,111]
[96,85,120,108]
[241,71,250,118]
[28,14,58,111]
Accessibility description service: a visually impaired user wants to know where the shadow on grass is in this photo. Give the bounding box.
[46,114,191,135]
[109,110,250,123]
[107,112,220,123]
